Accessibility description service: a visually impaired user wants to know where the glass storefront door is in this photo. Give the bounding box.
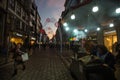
[104,31,117,52]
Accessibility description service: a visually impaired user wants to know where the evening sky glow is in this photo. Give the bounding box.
[35,0,65,39]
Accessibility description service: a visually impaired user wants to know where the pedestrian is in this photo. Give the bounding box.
[12,43,26,76]
[114,43,120,80]
[96,45,115,69]
[89,41,98,56]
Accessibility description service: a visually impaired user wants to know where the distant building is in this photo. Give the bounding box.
[29,1,37,45]
[36,10,42,44]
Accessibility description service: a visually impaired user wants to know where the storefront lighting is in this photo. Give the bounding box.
[92,6,99,12]
[116,8,120,14]
[16,33,22,37]
[104,30,116,34]
[31,37,36,40]
[71,14,75,20]
[10,38,15,42]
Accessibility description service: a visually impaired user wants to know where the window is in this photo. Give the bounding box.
[21,22,27,31]
[16,2,21,16]
[8,0,15,10]
[22,9,26,20]
[15,18,20,30]
[104,32,117,52]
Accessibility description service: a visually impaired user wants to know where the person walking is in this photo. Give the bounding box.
[12,43,26,76]
[96,45,115,69]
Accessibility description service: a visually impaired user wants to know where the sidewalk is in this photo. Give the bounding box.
[58,49,74,69]
[0,48,74,80]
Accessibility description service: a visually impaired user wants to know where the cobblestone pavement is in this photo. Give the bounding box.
[0,48,74,80]
[59,49,74,69]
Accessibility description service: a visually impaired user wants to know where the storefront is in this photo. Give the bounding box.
[104,30,117,52]
[9,32,25,47]
[10,37,23,44]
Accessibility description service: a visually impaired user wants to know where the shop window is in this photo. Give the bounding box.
[10,37,23,44]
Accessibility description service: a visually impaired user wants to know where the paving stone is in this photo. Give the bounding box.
[0,48,74,80]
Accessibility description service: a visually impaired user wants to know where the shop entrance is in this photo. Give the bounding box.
[104,31,117,52]
[10,37,23,44]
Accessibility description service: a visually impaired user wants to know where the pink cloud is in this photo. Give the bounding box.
[47,0,65,9]
[52,11,60,21]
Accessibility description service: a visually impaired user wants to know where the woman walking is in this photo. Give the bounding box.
[12,43,26,76]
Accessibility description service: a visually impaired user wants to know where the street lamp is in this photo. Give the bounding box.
[92,6,99,12]
[116,8,120,14]
[71,14,75,20]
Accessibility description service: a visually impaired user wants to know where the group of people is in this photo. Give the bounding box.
[68,40,120,80]
[88,42,116,69]
[83,41,120,80]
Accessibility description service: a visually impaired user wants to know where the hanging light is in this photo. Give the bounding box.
[65,27,70,31]
[84,29,88,32]
[71,14,75,20]
[116,8,120,14]
[109,23,114,27]
[92,6,99,12]
[97,27,100,31]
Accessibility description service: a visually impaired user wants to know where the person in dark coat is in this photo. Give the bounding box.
[96,45,115,69]
[85,45,116,80]
[12,43,26,76]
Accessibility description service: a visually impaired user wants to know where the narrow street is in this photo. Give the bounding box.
[0,48,74,80]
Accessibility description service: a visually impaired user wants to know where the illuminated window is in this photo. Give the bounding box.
[104,31,117,52]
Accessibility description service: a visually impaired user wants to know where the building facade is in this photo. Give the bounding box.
[36,11,42,44]
[60,0,120,52]
[29,1,37,45]
[0,0,7,45]
[0,0,43,65]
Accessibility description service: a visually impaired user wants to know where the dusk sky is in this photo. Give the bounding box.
[35,0,65,39]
